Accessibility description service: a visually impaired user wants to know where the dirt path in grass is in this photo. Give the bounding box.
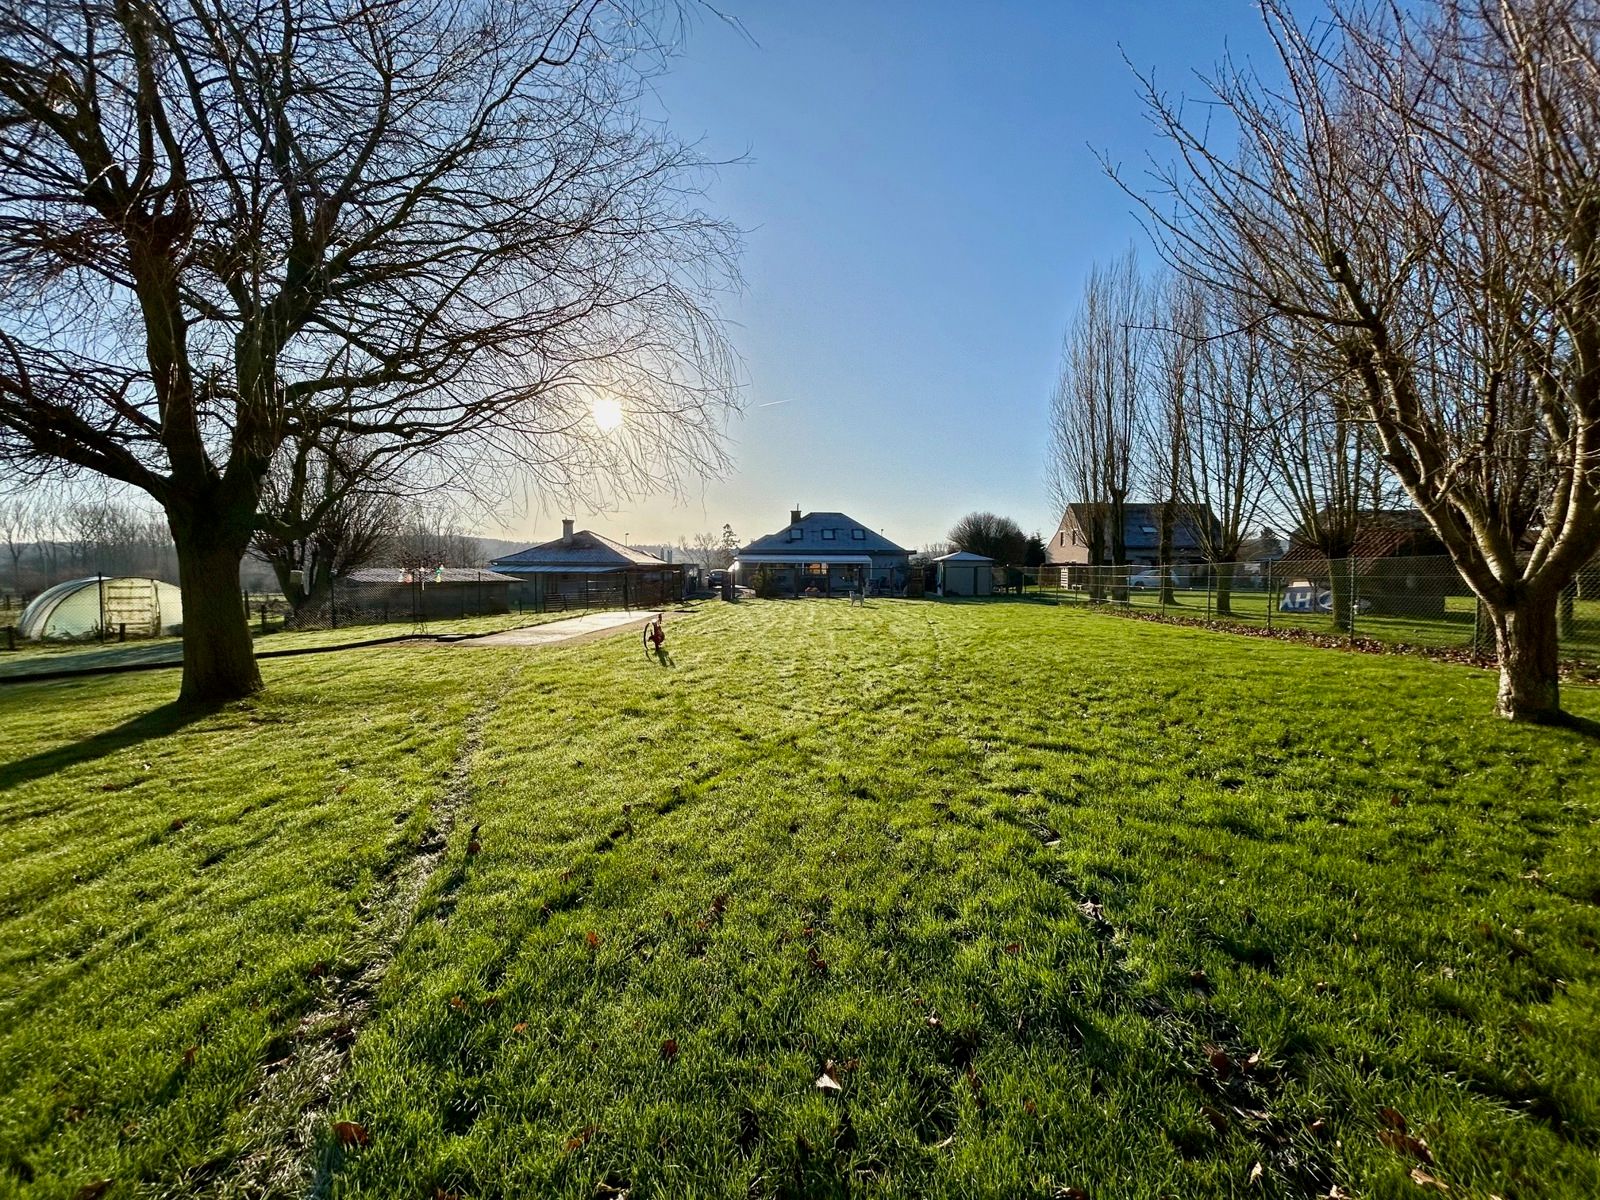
[213,678,498,1198]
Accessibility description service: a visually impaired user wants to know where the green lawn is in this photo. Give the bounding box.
[2,600,1598,1198]
[1095,585,1600,660]
[0,608,613,680]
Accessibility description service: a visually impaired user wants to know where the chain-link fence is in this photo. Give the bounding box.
[982,554,1600,665]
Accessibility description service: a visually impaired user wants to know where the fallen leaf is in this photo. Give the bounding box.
[307,961,328,980]
[1410,1166,1449,1192]
[332,1121,369,1148]
[815,1065,843,1092]
[512,1022,529,1034]
[1202,1105,1229,1134]
[1189,969,1210,989]
[1308,1118,1329,1139]
[564,1123,599,1151]
[839,1057,860,1073]
[1242,1049,1263,1073]
[1004,942,1022,956]
[466,838,481,855]
[1206,1045,1234,1079]
[1054,1188,1088,1200]
[181,1046,197,1067]
[1023,1099,1039,1116]
[926,1012,942,1029]
[168,818,186,832]
[660,1038,678,1061]
[585,931,601,949]
[933,1133,956,1149]
[1379,1128,1434,1164]
[72,1183,113,1200]
[1379,1106,1409,1133]
[448,995,467,1011]
[1249,1161,1264,1185]
[805,946,829,976]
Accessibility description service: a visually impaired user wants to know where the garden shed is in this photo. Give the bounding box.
[18,576,184,640]
[935,550,994,596]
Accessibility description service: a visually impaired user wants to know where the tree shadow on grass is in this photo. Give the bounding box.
[0,699,222,793]
[1553,711,1600,742]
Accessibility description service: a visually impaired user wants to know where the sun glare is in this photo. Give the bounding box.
[592,395,625,433]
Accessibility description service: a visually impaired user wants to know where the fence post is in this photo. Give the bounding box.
[1348,557,1358,642]
[330,577,337,630]
[1265,560,1272,631]
[1205,569,1212,620]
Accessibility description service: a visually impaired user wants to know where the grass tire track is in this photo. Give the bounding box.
[210,675,504,1200]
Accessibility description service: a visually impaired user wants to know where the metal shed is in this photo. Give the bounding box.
[935,551,994,597]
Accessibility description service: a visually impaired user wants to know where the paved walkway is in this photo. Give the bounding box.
[459,608,656,647]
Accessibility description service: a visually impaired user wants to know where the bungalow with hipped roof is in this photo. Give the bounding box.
[733,509,911,597]
[490,520,683,610]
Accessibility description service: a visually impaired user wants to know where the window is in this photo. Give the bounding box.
[821,529,836,540]
[788,527,803,541]
[852,528,866,540]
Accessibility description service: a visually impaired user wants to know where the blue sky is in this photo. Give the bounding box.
[492,0,1281,551]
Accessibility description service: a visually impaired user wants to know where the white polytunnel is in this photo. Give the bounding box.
[17,577,184,640]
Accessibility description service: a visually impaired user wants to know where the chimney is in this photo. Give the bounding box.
[561,518,575,546]
[790,507,802,526]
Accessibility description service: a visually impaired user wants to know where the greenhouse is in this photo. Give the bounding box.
[17,577,184,641]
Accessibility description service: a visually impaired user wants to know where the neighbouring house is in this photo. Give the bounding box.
[490,520,683,609]
[733,509,912,596]
[1276,509,1458,616]
[1046,503,1217,567]
[935,550,994,597]
[335,567,520,621]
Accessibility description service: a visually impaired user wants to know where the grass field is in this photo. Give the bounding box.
[0,609,610,680]
[2,600,1598,1198]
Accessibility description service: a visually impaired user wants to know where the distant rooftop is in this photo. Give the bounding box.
[491,526,670,572]
[738,511,911,558]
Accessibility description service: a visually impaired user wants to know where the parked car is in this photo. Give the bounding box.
[1128,570,1178,590]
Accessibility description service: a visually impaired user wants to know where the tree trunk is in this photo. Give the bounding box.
[1214,560,1235,616]
[1158,500,1176,606]
[170,516,262,702]
[1327,561,1353,632]
[1490,589,1561,722]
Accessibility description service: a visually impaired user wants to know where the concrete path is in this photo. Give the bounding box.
[459,608,657,647]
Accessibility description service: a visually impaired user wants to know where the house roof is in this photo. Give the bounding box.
[1059,503,1216,550]
[738,511,911,558]
[1279,509,1444,566]
[343,567,520,585]
[935,550,995,563]
[490,529,669,571]
[733,553,874,568]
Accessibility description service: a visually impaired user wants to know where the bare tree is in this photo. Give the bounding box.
[1048,251,1145,598]
[0,0,739,700]
[1261,342,1396,629]
[948,511,1028,565]
[250,436,396,615]
[1140,272,1202,605]
[1176,292,1274,615]
[1122,0,1600,720]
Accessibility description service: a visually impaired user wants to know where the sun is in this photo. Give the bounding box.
[592,395,625,433]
